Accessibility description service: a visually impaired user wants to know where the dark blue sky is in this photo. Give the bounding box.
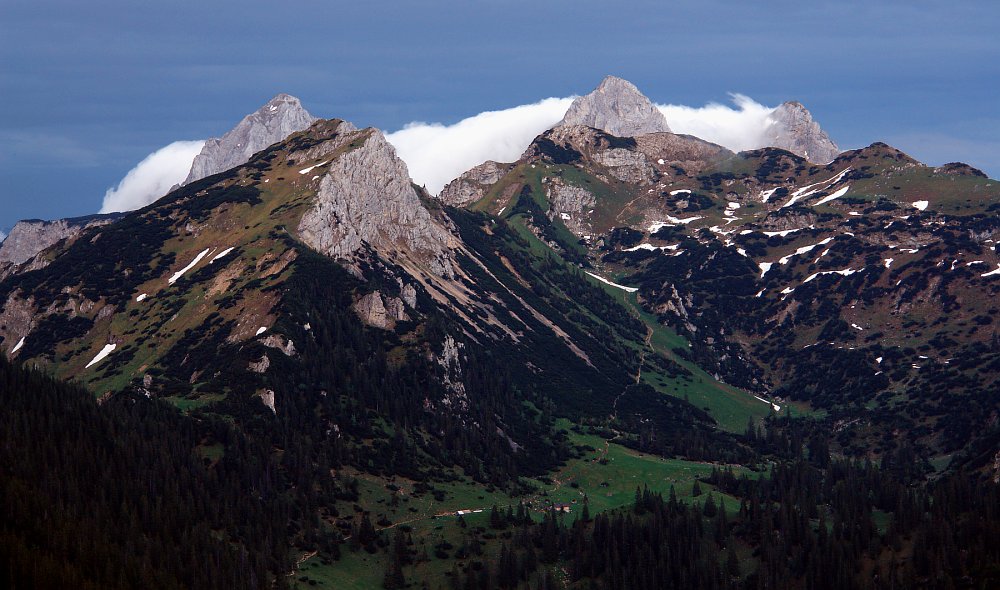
[2,0,998,232]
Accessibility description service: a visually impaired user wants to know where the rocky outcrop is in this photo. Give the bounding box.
[184,94,317,184]
[635,133,733,174]
[0,213,120,266]
[296,130,458,278]
[0,293,34,357]
[352,290,411,330]
[593,148,656,184]
[559,76,671,137]
[260,334,297,356]
[436,335,468,411]
[439,160,513,207]
[766,102,840,164]
[547,182,597,237]
[259,389,276,414]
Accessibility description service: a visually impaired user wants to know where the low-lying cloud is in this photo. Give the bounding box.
[657,94,777,153]
[386,94,780,195]
[386,97,575,195]
[99,140,205,213]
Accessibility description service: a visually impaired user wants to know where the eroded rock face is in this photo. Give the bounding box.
[767,102,840,164]
[593,148,656,184]
[184,94,317,184]
[559,76,672,137]
[0,293,34,357]
[352,291,410,330]
[0,214,120,266]
[547,183,597,237]
[296,130,458,278]
[635,133,733,174]
[439,160,513,207]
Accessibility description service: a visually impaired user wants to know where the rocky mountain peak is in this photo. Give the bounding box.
[559,75,672,137]
[184,93,318,184]
[766,101,840,163]
[296,128,458,278]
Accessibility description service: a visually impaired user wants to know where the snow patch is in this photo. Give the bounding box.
[624,243,680,252]
[981,265,1000,278]
[669,189,692,196]
[168,248,211,284]
[586,272,638,293]
[912,200,929,211]
[763,228,803,237]
[753,395,781,412]
[85,343,117,369]
[803,268,859,284]
[298,161,329,175]
[778,237,834,265]
[255,326,268,336]
[136,293,148,302]
[11,337,25,354]
[210,247,235,263]
[758,262,774,277]
[884,258,894,269]
[813,185,850,207]
[781,168,851,208]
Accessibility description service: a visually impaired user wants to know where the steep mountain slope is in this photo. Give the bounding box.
[454,126,1000,462]
[0,117,734,485]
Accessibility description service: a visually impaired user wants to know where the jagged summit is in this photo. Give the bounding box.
[766,101,840,163]
[559,76,672,137]
[183,93,320,184]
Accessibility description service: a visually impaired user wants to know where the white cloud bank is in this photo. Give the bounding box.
[657,94,777,153]
[386,97,575,195]
[99,140,205,213]
[387,94,779,195]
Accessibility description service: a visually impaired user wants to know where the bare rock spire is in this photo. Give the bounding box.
[559,76,672,137]
[767,101,840,163]
[184,94,318,184]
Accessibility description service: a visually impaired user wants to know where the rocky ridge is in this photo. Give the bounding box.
[439,161,513,207]
[0,214,121,266]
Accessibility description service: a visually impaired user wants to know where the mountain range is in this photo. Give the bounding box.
[2,76,999,589]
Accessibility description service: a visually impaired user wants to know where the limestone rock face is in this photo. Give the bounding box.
[559,76,671,137]
[767,101,840,164]
[352,290,410,330]
[0,214,119,266]
[439,160,513,207]
[296,130,457,278]
[547,183,597,237]
[184,94,317,184]
[592,148,656,184]
[635,133,733,172]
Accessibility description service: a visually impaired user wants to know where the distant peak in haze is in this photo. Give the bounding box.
[183,93,318,185]
[766,101,840,163]
[559,75,672,137]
